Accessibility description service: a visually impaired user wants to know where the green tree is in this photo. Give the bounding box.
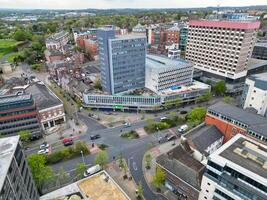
[213,81,226,96]
[223,96,234,104]
[13,29,31,41]
[27,154,54,190]
[196,91,212,103]
[75,163,87,179]
[152,166,166,189]
[95,150,109,168]
[136,181,144,199]
[94,79,102,90]
[186,107,206,125]
[18,130,31,144]
[145,153,152,169]
[58,167,68,184]
[164,97,182,109]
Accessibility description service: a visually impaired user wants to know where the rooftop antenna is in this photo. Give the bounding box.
[217,4,220,19]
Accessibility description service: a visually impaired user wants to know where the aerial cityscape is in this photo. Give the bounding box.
[0,1,267,200]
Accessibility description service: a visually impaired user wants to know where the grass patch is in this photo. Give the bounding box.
[0,39,20,59]
[46,141,90,165]
[121,130,139,139]
[6,53,18,62]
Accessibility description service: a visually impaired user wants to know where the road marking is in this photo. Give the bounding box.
[132,161,138,171]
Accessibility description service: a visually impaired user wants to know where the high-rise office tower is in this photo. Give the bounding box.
[0,136,39,200]
[98,28,146,94]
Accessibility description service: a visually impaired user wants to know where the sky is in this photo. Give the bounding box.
[0,0,266,9]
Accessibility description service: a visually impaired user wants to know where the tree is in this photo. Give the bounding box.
[58,167,68,184]
[95,150,109,168]
[18,130,31,144]
[13,29,31,41]
[186,107,206,125]
[145,153,152,169]
[196,91,212,103]
[75,163,87,179]
[213,81,226,96]
[164,97,182,109]
[27,154,54,191]
[136,181,143,199]
[94,79,102,90]
[223,96,234,104]
[152,166,166,189]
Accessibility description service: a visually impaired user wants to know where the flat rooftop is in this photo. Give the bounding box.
[208,102,267,137]
[210,135,267,182]
[146,54,192,70]
[247,58,267,71]
[255,42,267,47]
[25,82,62,111]
[0,93,32,106]
[248,72,267,90]
[160,80,210,96]
[112,34,146,40]
[0,136,20,190]
[40,171,130,200]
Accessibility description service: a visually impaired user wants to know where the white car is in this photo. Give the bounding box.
[178,124,188,133]
[84,164,102,177]
[38,148,49,154]
[40,143,49,149]
[160,117,167,121]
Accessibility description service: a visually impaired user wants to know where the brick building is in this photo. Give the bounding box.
[84,39,98,60]
[205,101,267,144]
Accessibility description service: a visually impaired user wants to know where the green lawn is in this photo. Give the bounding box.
[0,39,20,59]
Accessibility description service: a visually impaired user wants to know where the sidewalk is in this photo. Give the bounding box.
[142,138,180,199]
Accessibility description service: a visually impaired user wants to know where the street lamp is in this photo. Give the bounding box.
[80,150,85,164]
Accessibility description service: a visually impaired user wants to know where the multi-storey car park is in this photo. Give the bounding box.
[186,19,260,93]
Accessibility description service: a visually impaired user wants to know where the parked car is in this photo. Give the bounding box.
[90,134,101,140]
[40,142,49,149]
[84,164,102,177]
[178,124,188,133]
[180,110,188,115]
[62,138,73,146]
[123,122,131,128]
[160,117,167,121]
[38,148,49,154]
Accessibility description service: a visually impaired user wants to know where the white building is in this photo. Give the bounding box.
[46,31,69,52]
[242,72,267,117]
[145,54,193,94]
[186,20,260,80]
[199,134,267,200]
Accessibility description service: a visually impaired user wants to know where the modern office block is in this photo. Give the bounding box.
[145,54,193,94]
[241,72,267,117]
[0,136,39,200]
[179,25,188,51]
[199,134,267,200]
[186,20,260,80]
[0,94,42,137]
[252,43,267,60]
[98,28,146,94]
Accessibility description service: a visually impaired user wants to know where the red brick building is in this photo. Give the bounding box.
[84,39,98,60]
[205,102,267,144]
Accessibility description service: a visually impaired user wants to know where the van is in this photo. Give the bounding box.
[178,124,188,133]
[84,164,102,177]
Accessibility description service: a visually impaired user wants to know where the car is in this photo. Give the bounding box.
[84,164,102,177]
[167,135,176,141]
[38,148,49,154]
[178,124,188,133]
[40,142,49,149]
[160,117,167,121]
[180,110,188,115]
[62,138,73,146]
[90,134,101,140]
[123,122,131,128]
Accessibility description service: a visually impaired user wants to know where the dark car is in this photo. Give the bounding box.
[90,134,101,140]
[180,110,188,115]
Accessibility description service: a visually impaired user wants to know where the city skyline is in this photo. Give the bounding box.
[0,0,267,9]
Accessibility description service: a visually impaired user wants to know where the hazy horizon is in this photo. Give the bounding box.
[0,0,267,10]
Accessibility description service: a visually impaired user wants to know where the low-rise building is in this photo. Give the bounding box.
[199,134,267,200]
[84,38,98,60]
[40,171,130,200]
[241,72,267,117]
[46,31,70,52]
[0,136,39,200]
[132,23,146,34]
[25,81,66,132]
[183,124,224,163]
[205,101,267,144]
[156,141,206,200]
[44,50,64,63]
[252,43,267,60]
[145,54,193,94]
[0,94,42,137]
